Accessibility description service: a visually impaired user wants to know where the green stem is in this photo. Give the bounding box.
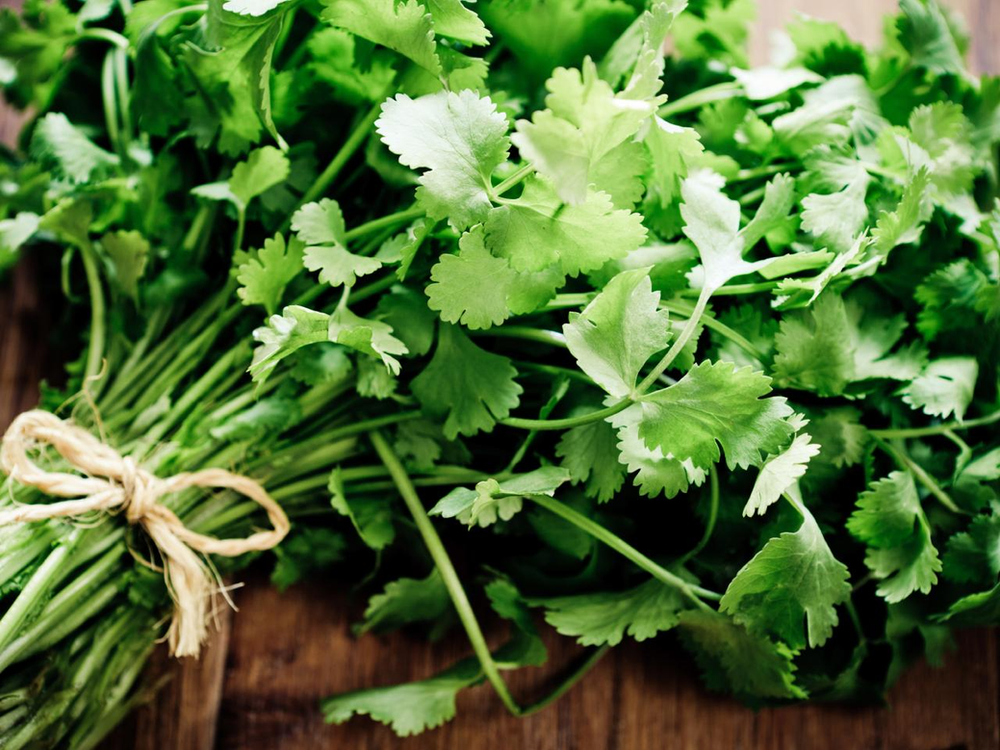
[499,398,630,431]
[659,81,743,119]
[322,410,423,442]
[490,162,535,199]
[530,495,719,607]
[867,409,1000,438]
[344,206,425,242]
[79,243,107,385]
[233,206,246,255]
[100,52,122,158]
[475,326,567,348]
[730,163,794,183]
[637,288,709,393]
[662,300,766,362]
[542,293,593,311]
[73,28,130,49]
[518,646,610,716]
[113,47,132,150]
[675,465,719,566]
[297,103,382,211]
[872,436,965,515]
[369,431,522,716]
[681,281,776,297]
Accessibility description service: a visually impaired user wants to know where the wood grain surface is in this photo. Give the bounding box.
[0,1,998,748]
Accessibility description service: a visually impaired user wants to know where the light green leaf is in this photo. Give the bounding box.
[900,357,978,421]
[484,176,646,276]
[249,305,330,383]
[100,230,150,302]
[430,466,571,527]
[624,361,795,471]
[614,405,705,498]
[327,306,408,374]
[563,268,671,399]
[424,0,488,45]
[236,233,304,313]
[377,90,510,230]
[744,434,821,517]
[322,0,441,75]
[30,112,119,182]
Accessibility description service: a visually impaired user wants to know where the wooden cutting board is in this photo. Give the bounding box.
[1,1,998,747]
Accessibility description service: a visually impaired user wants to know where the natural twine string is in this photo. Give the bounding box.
[0,410,289,658]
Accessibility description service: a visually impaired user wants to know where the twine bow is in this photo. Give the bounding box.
[0,410,289,658]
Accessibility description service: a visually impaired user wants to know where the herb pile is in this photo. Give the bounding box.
[1,0,999,742]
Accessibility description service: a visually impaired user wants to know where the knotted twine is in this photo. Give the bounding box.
[0,410,289,658]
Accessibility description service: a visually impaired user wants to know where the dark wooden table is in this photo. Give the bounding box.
[2,1,999,747]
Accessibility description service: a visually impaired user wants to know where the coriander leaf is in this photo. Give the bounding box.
[330,469,396,550]
[249,305,330,383]
[915,259,989,341]
[355,570,453,638]
[556,418,626,503]
[847,471,942,603]
[100,230,150,302]
[484,176,646,276]
[0,212,39,271]
[625,361,795,471]
[322,0,441,75]
[328,306,408,374]
[679,175,783,294]
[731,66,822,100]
[614,405,705,498]
[376,286,437,357]
[185,0,290,154]
[305,245,382,288]
[38,198,92,248]
[512,56,663,204]
[429,466,571,527]
[479,0,633,80]
[229,146,290,205]
[900,357,978,421]
[289,343,353,386]
[739,173,796,250]
[744,434,821,517]
[291,198,346,245]
[541,579,686,647]
[897,0,966,76]
[563,268,671,398]
[30,112,118,183]
[869,168,931,262]
[223,0,289,16]
[722,508,851,648]
[322,659,482,736]
[772,293,855,396]
[486,579,547,667]
[677,609,806,700]
[271,527,345,591]
[357,356,398,399]
[424,0,489,45]
[800,175,870,253]
[643,117,704,213]
[943,510,1000,586]
[426,227,517,330]
[411,324,522,438]
[377,91,510,230]
[236,233,304,313]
